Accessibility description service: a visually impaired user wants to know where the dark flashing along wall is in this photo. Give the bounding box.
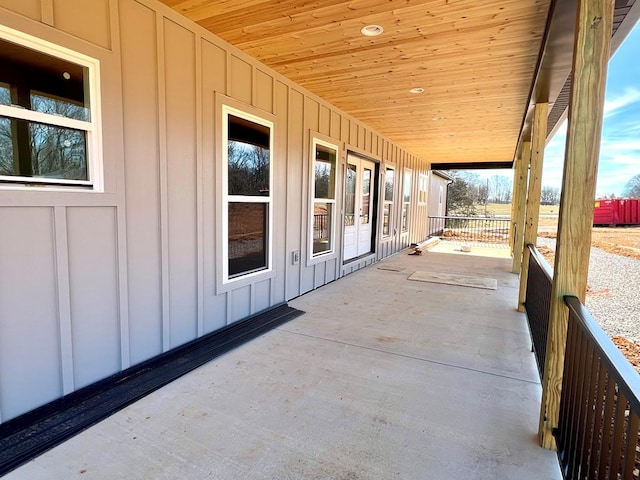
[0,303,304,477]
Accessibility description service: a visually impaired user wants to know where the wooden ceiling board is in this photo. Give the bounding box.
[160,0,552,164]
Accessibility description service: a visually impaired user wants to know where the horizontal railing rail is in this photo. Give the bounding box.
[524,244,554,379]
[557,296,640,479]
[427,216,510,244]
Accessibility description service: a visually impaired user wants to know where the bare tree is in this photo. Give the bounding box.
[540,186,560,205]
[623,174,640,198]
[488,175,512,203]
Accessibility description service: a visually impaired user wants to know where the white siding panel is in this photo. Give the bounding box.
[53,0,111,49]
[0,207,62,420]
[285,89,304,300]
[0,0,41,21]
[253,279,271,314]
[67,207,121,389]
[230,285,251,323]
[120,0,163,365]
[164,18,198,349]
[230,55,252,105]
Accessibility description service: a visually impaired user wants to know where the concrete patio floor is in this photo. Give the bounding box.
[6,250,561,479]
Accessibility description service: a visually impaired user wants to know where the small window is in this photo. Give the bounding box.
[0,26,102,190]
[223,106,273,282]
[402,169,412,233]
[310,138,338,257]
[383,167,395,237]
[418,173,428,205]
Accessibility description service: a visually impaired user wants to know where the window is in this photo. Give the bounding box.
[383,167,395,237]
[402,169,412,233]
[310,138,338,257]
[223,106,273,281]
[0,26,102,190]
[418,173,428,205]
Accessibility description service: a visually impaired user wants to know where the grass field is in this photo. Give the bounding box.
[484,203,559,216]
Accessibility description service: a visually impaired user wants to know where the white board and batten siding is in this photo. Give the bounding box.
[0,0,432,422]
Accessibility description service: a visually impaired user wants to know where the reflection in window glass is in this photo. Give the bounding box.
[223,108,272,281]
[312,141,338,256]
[314,145,336,199]
[383,167,394,237]
[385,168,394,202]
[361,167,371,224]
[0,82,9,106]
[313,202,333,254]
[0,117,13,175]
[345,164,356,227]
[31,92,89,122]
[227,114,270,196]
[228,202,267,277]
[0,37,95,185]
[383,203,391,236]
[28,121,87,180]
[404,171,412,202]
[402,169,412,232]
[402,204,409,232]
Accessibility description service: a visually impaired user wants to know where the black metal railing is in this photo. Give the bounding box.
[524,244,553,379]
[313,213,329,240]
[556,296,640,480]
[428,216,510,243]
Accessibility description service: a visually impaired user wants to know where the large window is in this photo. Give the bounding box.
[0,26,102,190]
[310,138,338,257]
[383,166,395,237]
[223,106,273,281]
[402,169,412,233]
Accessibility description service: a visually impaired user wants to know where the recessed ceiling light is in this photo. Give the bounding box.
[409,87,424,94]
[361,25,384,37]
[62,72,71,80]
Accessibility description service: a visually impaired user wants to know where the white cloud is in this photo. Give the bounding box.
[603,88,640,118]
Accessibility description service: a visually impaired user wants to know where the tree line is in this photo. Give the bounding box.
[447,171,560,216]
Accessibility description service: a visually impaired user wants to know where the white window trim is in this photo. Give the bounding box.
[402,168,412,234]
[0,24,103,192]
[382,165,395,239]
[309,136,339,262]
[220,104,274,286]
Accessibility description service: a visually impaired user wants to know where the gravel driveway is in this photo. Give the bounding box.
[537,237,640,342]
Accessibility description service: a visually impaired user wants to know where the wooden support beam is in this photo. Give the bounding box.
[518,105,547,313]
[509,158,518,255]
[538,0,614,450]
[512,142,530,274]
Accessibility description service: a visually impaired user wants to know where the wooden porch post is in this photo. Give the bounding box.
[538,0,614,450]
[511,141,531,274]
[517,106,546,313]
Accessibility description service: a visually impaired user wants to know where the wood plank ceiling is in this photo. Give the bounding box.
[160,0,551,165]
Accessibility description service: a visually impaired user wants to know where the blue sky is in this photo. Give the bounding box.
[476,20,640,198]
[542,20,640,197]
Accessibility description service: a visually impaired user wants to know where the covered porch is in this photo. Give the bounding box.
[5,251,561,479]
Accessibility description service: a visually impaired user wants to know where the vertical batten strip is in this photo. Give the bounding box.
[40,0,54,26]
[539,0,614,450]
[108,0,130,370]
[115,207,131,369]
[156,14,171,352]
[53,207,74,395]
[195,35,204,337]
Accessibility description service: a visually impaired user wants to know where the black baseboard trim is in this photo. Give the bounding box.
[0,303,304,477]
